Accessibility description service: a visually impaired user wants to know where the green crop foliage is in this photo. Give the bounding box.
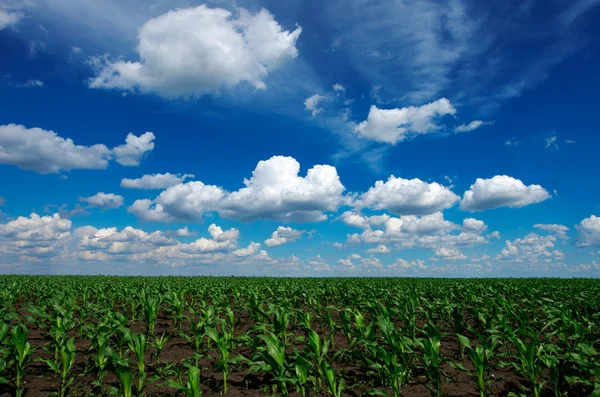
[0,276,599,397]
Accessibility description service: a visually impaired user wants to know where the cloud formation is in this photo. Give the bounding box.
[88,5,301,98]
[79,192,124,210]
[121,173,194,189]
[130,156,345,223]
[461,175,551,211]
[0,124,154,174]
[355,176,459,215]
[575,215,600,247]
[354,98,456,144]
[264,226,305,247]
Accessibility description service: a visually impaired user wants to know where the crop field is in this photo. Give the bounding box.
[0,277,598,397]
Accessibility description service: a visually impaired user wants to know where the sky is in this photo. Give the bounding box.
[0,0,599,277]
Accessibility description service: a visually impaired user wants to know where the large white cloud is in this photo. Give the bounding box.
[355,175,459,215]
[461,175,551,211]
[575,215,600,247]
[88,5,302,98]
[130,156,345,223]
[79,192,124,210]
[264,226,305,247]
[0,213,71,257]
[354,98,456,144]
[121,173,195,189]
[0,124,154,174]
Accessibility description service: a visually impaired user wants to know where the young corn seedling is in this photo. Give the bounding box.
[167,364,203,397]
[10,324,34,397]
[366,316,414,397]
[455,333,502,397]
[205,324,233,394]
[152,331,171,366]
[39,337,77,397]
[109,360,134,397]
[320,359,345,397]
[499,329,545,397]
[244,332,294,397]
[416,323,445,397]
[123,328,148,397]
[142,290,162,336]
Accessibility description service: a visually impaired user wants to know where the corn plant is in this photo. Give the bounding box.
[320,359,345,397]
[416,323,445,397]
[205,324,233,394]
[245,332,294,397]
[10,324,34,397]
[167,364,203,397]
[455,333,502,397]
[499,328,545,397]
[151,331,171,366]
[39,336,77,397]
[109,361,134,397]
[142,290,162,336]
[122,328,148,396]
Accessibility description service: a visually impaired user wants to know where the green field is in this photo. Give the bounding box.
[0,276,599,397]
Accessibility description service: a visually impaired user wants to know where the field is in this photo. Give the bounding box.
[0,277,599,397]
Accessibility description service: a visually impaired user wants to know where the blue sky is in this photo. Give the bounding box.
[1,0,599,276]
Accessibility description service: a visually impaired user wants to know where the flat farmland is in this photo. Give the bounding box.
[0,276,598,397]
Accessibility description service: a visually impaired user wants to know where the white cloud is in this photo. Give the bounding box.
[0,213,71,257]
[112,132,155,166]
[356,175,459,215]
[304,94,325,117]
[354,98,456,144]
[463,218,487,232]
[534,224,569,240]
[0,8,21,30]
[0,124,154,173]
[454,120,493,133]
[366,244,391,254]
[575,215,600,247]
[332,84,345,91]
[232,242,261,257]
[460,175,551,211]
[15,80,44,88]
[389,258,426,270]
[505,138,519,146]
[131,156,345,223]
[88,5,301,98]
[172,226,195,237]
[79,192,124,210]
[497,233,564,265]
[264,226,305,247]
[121,173,194,189]
[433,247,467,260]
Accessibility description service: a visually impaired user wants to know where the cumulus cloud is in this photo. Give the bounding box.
[131,156,345,223]
[332,84,345,91]
[454,120,493,133]
[365,244,391,254]
[88,5,301,98]
[264,226,305,247]
[497,233,564,265]
[79,192,124,210]
[0,124,154,173]
[0,213,71,258]
[354,98,456,144]
[121,173,194,189]
[534,224,569,240]
[232,242,261,257]
[355,175,459,215]
[460,175,551,211]
[0,8,21,30]
[575,215,600,247]
[112,132,155,166]
[463,218,488,232]
[433,247,467,260]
